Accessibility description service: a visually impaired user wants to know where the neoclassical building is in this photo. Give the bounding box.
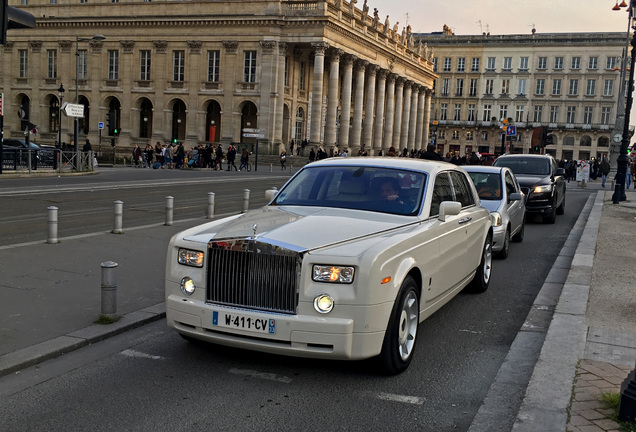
[417,28,627,161]
[0,0,436,155]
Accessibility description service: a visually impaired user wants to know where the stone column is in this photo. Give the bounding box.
[221,40,238,143]
[309,42,328,146]
[362,65,378,152]
[400,81,412,152]
[408,84,419,151]
[350,59,367,154]
[258,40,277,151]
[338,54,354,150]
[274,43,287,151]
[423,89,432,149]
[382,73,396,153]
[324,49,342,148]
[373,69,387,154]
[392,77,404,151]
[415,87,425,150]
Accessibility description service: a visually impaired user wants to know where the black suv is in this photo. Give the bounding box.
[493,154,566,224]
[2,139,56,167]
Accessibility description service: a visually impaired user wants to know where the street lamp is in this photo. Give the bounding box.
[74,34,105,170]
[57,83,65,149]
[612,1,635,204]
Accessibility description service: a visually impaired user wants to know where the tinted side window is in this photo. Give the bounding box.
[450,171,475,207]
[504,171,517,195]
[430,172,453,216]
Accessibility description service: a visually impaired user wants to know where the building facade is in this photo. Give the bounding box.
[0,0,436,155]
[417,30,627,161]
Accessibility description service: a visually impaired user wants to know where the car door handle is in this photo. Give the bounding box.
[458,217,472,224]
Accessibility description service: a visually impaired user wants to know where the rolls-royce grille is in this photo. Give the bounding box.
[206,241,300,314]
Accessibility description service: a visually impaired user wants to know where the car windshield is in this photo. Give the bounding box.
[272,165,426,216]
[468,172,502,201]
[494,157,550,176]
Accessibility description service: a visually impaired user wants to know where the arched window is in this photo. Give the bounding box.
[563,135,575,146]
[598,136,609,147]
[49,96,60,133]
[78,96,90,135]
[206,100,221,142]
[580,135,592,146]
[139,98,153,139]
[294,107,304,141]
[172,100,186,142]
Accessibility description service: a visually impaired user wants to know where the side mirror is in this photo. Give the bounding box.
[509,192,523,202]
[438,201,461,222]
[555,167,566,177]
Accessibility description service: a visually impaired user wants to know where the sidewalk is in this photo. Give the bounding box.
[0,179,635,432]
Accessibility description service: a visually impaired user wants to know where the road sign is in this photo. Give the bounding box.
[243,133,265,138]
[242,128,264,133]
[61,102,85,118]
[98,122,104,130]
[506,125,517,136]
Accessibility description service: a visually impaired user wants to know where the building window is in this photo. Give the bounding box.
[469,78,478,97]
[554,57,564,70]
[438,130,445,139]
[499,104,508,120]
[569,79,578,96]
[452,130,460,140]
[586,79,596,96]
[552,79,562,95]
[603,79,614,96]
[173,50,185,82]
[299,61,306,90]
[19,49,28,78]
[244,50,257,83]
[536,79,545,95]
[550,106,559,123]
[601,106,611,124]
[77,50,87,80]
[444,57,451,72]
[571,57,581,70]
[457,57,465,72]
[467,104,475,122]
[456,78,463,96]
[140,50,151,81]
[433,58,438,72]
[284,56,289,86]
[583,107,593,124]
[487,57,496,71]
[454,104,461,121]
[471,57,480,72]
[538,57,547,70]
[515,105,525,122]
[533,105,543,123]
[482,104,491,122]
[207,50,220,82]
[519,57,529,71]
[518,79,527,96]
[440,104,448,121]
[566,106,576,124]
[588,57,598,70]
[501,79,510,95]
[294,107,304,140]
[466,131,473,141]
[485,79,494,95]
[606,56,617,69]
[108,50,119,80]
[481,131,488,140]
[503,57,512,71]
[47,49,57,79]
[442,78,450,96]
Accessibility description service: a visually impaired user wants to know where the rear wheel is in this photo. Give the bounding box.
[543,207,556,224]
[512,219,525,243]
[556,196,565,215]
[378,276,420,375]
[468,234,492,293]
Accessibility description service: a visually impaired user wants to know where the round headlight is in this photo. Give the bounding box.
[313,294,334,314]
[180,277,196,295]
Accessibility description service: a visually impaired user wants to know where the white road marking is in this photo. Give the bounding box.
[120,349,164,360]
[228,368,293,384]
[375,392,425,405]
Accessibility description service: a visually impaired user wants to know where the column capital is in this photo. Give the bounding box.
[311,42,329,56]
[328,48,344,61]
[377,69,389,80]
[354,59,369,72]
[395,76,406,87]
[341,53,355,67]
[278,42,288,55]
[366,64,379,76]
[386,72,397,84]
[259,40,276,55]
[403,80,413,90]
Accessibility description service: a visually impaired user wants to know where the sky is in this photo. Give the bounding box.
[370,0,630,36]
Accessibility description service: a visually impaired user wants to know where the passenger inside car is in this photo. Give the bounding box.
[477,175,501,199]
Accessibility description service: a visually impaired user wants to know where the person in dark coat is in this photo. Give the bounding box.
[420,144,443,161]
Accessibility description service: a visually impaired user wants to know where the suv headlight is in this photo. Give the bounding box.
[533,184,553,193]
[490,212,502,227]
[312,265,354,283]
[178,248,204,267]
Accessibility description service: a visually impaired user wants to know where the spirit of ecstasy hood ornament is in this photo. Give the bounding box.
[252,224,258,239]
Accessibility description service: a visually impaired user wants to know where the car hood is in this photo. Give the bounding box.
[183,206,417,252]
[514,174,552,189]
[478,199,504,213]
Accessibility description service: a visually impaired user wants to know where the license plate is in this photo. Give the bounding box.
[212,311,276,335]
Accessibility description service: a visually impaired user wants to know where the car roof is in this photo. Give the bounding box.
[495,154,554,160]
[305,157,457,174]
[462,166,507,175]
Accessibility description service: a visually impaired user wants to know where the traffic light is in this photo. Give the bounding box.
[113,126,119,136]
[173,138,178,144]
[1,0,36,45]
[106,112,112,135]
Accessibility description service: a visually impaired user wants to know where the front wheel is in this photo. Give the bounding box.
[468,234,492,293]
[496,228,510,259]
[378,276,420,375]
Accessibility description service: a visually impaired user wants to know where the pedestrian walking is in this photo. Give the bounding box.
[280,150,287,170]
[600,156,610,187]
[226,145,237,171]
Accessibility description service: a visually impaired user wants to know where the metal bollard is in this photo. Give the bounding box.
[290,164,293,174]
[242,189,250,213]
[270,164,273,173]
[47,206,58,244]
[207,192,215,219]
[165,196,174,226]
[100,261,118,317]
[113,200,124,234]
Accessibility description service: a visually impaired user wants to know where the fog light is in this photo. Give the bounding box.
[180,277,196,295]
[313,294,334,314]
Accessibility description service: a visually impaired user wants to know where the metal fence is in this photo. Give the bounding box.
[0,149,95,173]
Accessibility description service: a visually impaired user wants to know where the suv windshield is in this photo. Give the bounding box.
[494,157,550,176]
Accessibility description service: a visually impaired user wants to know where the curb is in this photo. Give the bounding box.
[0,303,165,378]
